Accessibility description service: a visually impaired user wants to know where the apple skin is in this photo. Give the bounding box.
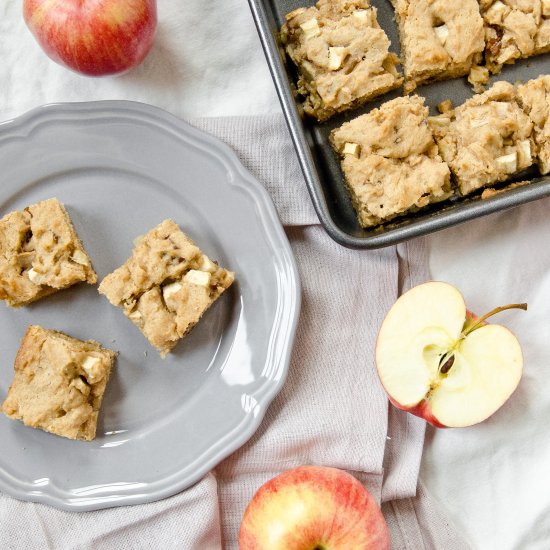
[388,395,447,429]
[239,466,390,550]
[23,0,157,76]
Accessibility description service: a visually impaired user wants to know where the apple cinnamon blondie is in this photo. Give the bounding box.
[391,0,485,92]
[481,0,550,74]
[98,220,234,357]
[430,81,535,195]
[517,75,550,175]
[1,326,116,441]
[0,198,97,307]
[330,96,452,227]
[280,0,402,121]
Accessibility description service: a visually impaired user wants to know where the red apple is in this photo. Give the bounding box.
[23,0,157,76]
[376,281,526,428]
[239,465,390,550]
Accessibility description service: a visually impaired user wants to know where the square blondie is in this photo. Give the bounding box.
[330,96,452,227]
[0,198,97,307]
[98,220,234,357]
[1,326,116,441]
[517,75,550,175]
[281,0,402,121]
[481,0,550,74]
[430,81,535,195]
[392,0,485,92]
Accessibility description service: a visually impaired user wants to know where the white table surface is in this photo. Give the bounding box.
[1,1,550,548]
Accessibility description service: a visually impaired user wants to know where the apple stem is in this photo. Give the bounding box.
[463,303,528,336]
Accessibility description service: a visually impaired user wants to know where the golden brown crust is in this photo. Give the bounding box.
[481,180,531,199]
[281,0,402,121]
[430,81,535,195]
[99,220,234,357]
[517,75,550,175]
[0,198,97,307]
[331,96,451,227]
[393,0,485,92]
[481,0,550,74]
[1,326,116,441]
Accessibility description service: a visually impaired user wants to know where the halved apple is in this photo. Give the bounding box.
[376,282,525,428]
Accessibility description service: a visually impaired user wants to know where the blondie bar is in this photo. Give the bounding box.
[1,326,116,441]
[281,0,402,121]
[431,81,535,195]
[517,75,550,175]
[392,0,485,92]
[481,0,550,73]
[331,96,452,227]
[0,198,97,307]
[98,220,234,357]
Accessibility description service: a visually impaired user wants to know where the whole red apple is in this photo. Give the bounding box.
[239,465,390,550]
[23,0,157,76]
[376,281,526,428]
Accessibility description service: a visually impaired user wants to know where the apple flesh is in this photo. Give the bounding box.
[239,466,390,550]
[376,281,525,428]
[23,0,157,76]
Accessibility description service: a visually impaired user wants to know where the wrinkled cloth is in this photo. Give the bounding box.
[0,0,474,548]
[0,113,469,549]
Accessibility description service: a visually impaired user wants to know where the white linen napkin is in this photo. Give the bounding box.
[0,0,280,121]
[422,197,550,550]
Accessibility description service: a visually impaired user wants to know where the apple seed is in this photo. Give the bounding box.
[439,354,455,374]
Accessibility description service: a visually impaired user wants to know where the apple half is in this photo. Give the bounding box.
[376,282,525,428]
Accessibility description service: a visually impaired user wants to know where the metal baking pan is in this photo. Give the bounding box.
[247,0,550,249]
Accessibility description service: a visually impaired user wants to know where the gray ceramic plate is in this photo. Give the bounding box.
[0,101,300,511]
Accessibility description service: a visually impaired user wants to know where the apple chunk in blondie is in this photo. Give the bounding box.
[330,96,451,227]
[281,0,402,121]
[1,326,116,441]
[0,198,97,307]
[98,220,234,357]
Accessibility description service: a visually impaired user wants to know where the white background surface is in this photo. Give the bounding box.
[1,0,549,548]
[423,209,550,550]
[0,0,279,120]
